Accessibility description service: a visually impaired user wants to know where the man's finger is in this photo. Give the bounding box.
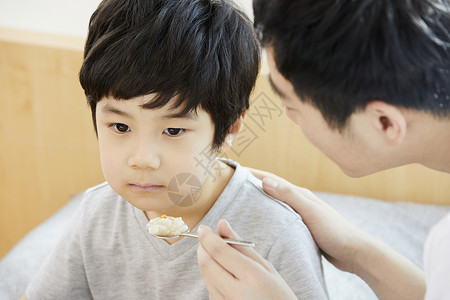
[197,243,234,298]
[247,167,291,186]
[262,178,325,212]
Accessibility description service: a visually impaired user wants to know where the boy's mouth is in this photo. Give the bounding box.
[129,183,165,191]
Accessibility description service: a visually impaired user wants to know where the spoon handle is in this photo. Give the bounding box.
[181,233,255,247]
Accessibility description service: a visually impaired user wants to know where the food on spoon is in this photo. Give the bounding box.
[146,214,189,237]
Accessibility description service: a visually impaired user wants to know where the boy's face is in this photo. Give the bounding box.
[96,95,218,215]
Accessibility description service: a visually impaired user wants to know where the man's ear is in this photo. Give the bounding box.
[365,101,407,146]
[220,112,246,154]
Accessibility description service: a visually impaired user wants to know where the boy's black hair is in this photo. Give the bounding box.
[80,0,260,149]
[254,0,450,129]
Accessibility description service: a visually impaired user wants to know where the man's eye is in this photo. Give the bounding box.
[110,123,130,133]
[164,128,185,136]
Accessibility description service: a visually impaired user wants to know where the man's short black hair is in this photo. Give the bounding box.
[254,0,450,129]
[80,0,260,149]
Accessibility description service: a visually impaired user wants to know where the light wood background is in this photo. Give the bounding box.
[0,31,103,259]
[1,29,450,259]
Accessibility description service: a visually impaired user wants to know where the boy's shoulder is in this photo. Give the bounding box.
[220,158,303,225]
[82,182,118,203]
[78,182,124,217]
[71,182,134,240]
[217,159,316,252]
[84,181,115,195]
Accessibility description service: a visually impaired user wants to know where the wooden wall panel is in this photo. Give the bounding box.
[0,41,104,258]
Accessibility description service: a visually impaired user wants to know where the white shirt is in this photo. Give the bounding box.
[424,212,450,299]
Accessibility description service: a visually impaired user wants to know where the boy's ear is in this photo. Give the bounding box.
[219,112,246,154]
[365,101,407,146]
[228,111,246,135]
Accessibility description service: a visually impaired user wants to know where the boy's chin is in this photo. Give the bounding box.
[131,200,175,213]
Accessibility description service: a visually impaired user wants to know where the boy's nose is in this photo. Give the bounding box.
[128,140,161,170]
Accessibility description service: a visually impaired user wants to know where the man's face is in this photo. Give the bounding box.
[96,95,218,216]
[266,47,383,177]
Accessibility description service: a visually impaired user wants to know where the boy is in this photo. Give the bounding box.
[197,0,450,299]
[24,0,327,299]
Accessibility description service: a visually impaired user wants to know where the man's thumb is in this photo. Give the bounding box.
[262,177,304,210]
[262,177,282,197]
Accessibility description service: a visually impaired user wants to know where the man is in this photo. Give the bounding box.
[197,0,450,299]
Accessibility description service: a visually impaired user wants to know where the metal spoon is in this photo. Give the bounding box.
[152,229,256,247]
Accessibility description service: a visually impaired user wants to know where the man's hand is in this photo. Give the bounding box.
[249,167,426,300]
[249,167,364,273]
[197,219,297,300]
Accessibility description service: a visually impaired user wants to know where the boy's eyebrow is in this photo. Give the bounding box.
[102,102,198,120]
[102,103,132,117]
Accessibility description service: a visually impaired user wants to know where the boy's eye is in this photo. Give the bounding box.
[164,128,185,136]
[111,123,130,133]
